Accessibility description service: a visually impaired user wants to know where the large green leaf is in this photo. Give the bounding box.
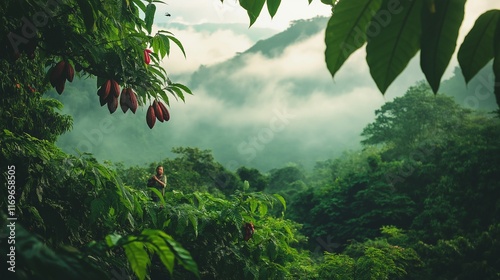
[240,0,266,26]
[458,10,500,84]
[273,193,286,211]
[76,0,96,33]
[123,240,150,280]
[267,0,281,18]
[166,35,186,58]
[145,3,156,34]
[420,0,466,93]
[325,0,383,79]
[146,233,175,275]
[366,0,423,94]
[158,231,200,278]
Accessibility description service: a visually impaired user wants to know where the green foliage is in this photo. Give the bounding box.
[0,220,107,280]
[421,0,466,93]
[366,0,422,93]
[104,229,199,279]
[134,190,308,279]
[458,10,500,84]
[1,0,191,130]
[325,0,383,79]
[284,81,500,278]
[361,82,470,156]
[237,167,269,192]
[117,147,243,195]
[315,227,422,280]
[317,253,356,280]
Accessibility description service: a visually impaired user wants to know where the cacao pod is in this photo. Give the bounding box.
[110,79,120,98]
[153,100,164,122]
[128,88,138,114]
[243,222,255,241]
[50,61,66,87]
[158,101,170,121]
[55,79,65,95]
[144,49,151,65]
[99,93,107,106]
[98,80,111,100]
[107,96,118,114]
[65,62,74,82]
[146,105,156,129]
[120,88,129,113]
[97,86,105,97]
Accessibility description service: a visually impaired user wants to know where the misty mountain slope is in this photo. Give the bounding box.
[243,16,329,58]
[187,16,378,106]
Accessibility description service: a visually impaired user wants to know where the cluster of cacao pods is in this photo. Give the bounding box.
[146,99,170,129]
[243,222,255,241]
[97,79,121,114]
[120,87,138,113]
[49,60,74,94]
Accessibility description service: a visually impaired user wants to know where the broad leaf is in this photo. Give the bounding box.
[132,0,147,13]
[325,0,383,79]
[273,193,286,211]
[123,241,150,280]
[167,35,186,58]
[259,203,268,217]
[158,231,200,278]
[240,0,266,27]
[146,234,175,275]
[148,187,165,205]
[458,10,500,84]
[267,0,281,18]
[171,83,193,95]
[160,34,171,58]
[421,0,466,93]
[366,0,423,94]
[76,0,96,32]
[105,233,123,247]
[145,3,156,34]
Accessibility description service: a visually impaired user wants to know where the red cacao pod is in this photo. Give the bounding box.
[50,61,66,87]
[55,79,65,95]
[65,62,74,82]
[128,88,138,114]
[146,105,156,129]
[153,100,164,122]
[110,79,120,98]
[144,49,151,65]
[120,88,129,113]
[99,80,111,100]
[158,101,170,122]
[107,96,118,114]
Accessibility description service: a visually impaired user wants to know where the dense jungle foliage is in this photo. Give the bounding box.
[2,75,500,279]
[1,0,500,279]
